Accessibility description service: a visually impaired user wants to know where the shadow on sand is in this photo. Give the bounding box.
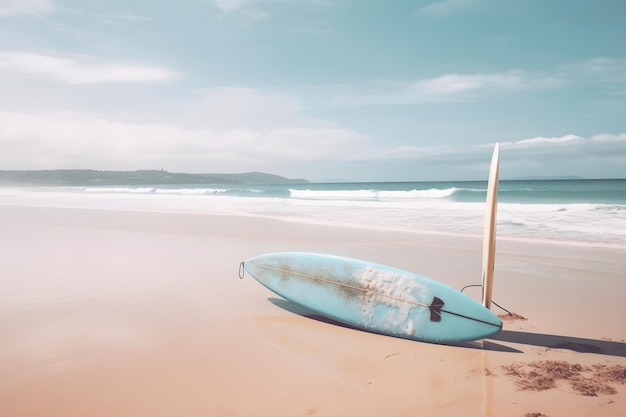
[267,297,522,353]
[266,298,626,357]
[490,330,626,358]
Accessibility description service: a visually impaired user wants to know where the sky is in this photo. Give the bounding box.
[0,0,625,181]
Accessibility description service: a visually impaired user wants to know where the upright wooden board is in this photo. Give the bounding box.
[481,143,500,309]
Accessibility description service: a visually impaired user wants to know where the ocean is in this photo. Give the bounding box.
[1,178,625,249]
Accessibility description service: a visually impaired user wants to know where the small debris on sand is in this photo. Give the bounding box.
[498,312,527,322]
[502,361,626,396]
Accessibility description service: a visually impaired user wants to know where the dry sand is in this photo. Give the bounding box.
[0,205,625,417]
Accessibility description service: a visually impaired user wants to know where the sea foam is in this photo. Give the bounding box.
[1,181,625,249]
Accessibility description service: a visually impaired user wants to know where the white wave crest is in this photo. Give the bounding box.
[154,188,227,195]
[84,187,156,193]
[289,187,458,201]
[83,187,228,195]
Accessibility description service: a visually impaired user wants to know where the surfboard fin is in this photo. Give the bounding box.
[429,296,445,322]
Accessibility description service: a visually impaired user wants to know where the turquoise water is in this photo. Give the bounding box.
[1,178,625,248]
[203,178,626,204]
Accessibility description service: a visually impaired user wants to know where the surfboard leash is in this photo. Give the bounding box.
[460,284,513,316]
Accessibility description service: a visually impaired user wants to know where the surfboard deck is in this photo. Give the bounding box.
[482,143,500,309]
[242,252,502,343]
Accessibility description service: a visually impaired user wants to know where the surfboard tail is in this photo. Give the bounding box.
[481,143,500,309]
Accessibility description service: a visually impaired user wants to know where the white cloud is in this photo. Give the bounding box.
[378,135,626,179]
[0,111,368,171]
[100,11,153,25]
[502,134,585,148]
[414,71,540,94]
[0,0,55,17]
[213,0,325,13]
[332,58,626,106]
[186,87,307,130]
[0,80,373,171]
[414,0,476,17]
[212,0,329,23]
[262,127,369,160]
[498,133,626,162]
[558,58,626,85]
[592,133,626,143]
[0,51,179,84]
[378,145,455,160]
[1,107,624,179]
[214,0,254,13]
[495,133,626,178]
[333,70,562,106]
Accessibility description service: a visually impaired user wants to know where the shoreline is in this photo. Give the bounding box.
[0,205,625,416]
[2,202,625,251]
[2,179,626,250]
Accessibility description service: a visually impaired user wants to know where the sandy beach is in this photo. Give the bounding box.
[0,205,625,417]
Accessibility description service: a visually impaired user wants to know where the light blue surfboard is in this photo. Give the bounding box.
[242,252,502,343]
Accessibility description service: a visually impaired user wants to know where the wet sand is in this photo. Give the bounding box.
[0,205,625,416]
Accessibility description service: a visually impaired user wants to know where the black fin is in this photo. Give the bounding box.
[429,296,444,322]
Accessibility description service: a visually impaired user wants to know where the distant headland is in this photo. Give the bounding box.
[0,169,309,186]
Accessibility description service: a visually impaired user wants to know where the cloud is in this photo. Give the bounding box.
[213,0,323,13]
[183,87,308,130]
[557,58,626,86]
[592,133,626,143]
[332,58,626,106]
[0,79,374,172]
[377,145,455,160]
[496,134,626,174]
[1,107,624,179]
[211,0,329,23]
[0,51,179,84]
[0,0,55,17]
[414,0,476,17]
[333,70,562,106]
[369,134,626,180]
[414,71,554,94]
[374,134,626,166]
[0,111,369,172]
[100,11,153,25]
[214,0,254,13]
[501,134,585,148]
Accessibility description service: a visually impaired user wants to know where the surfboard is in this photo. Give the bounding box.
[481,143,500,309]
[241,252,502,343]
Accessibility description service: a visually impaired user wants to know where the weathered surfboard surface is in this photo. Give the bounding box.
[242,252,502,344]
